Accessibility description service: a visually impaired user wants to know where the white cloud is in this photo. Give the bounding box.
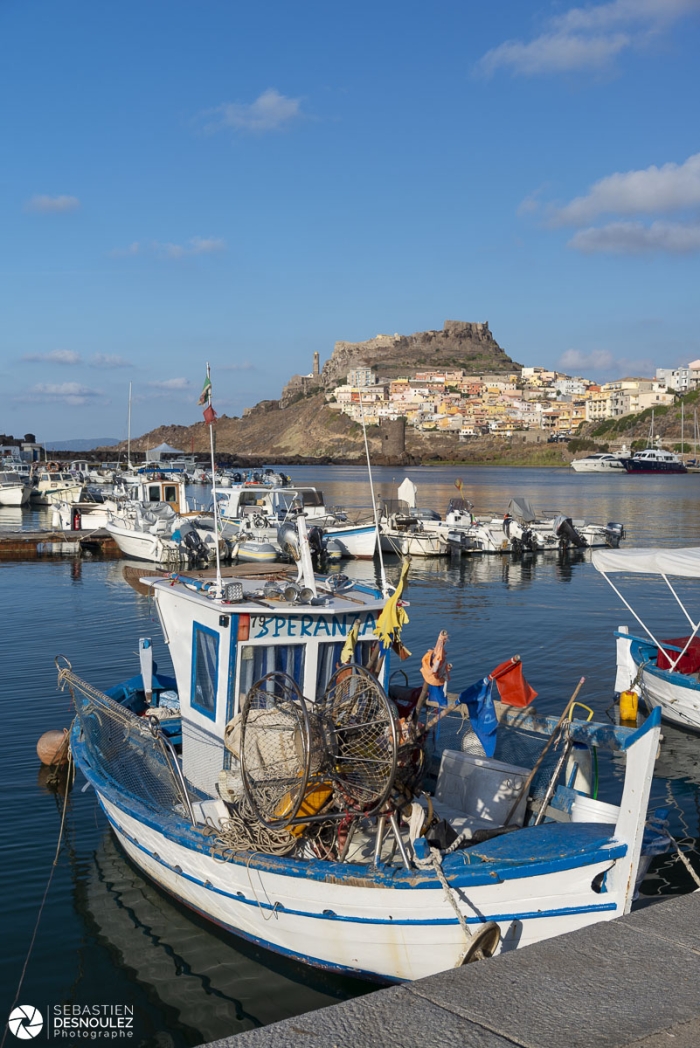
[200,88,303,133]
[553,153,700,225]
[25,194,80,213]
[110,237,226,260]
[218,361,256,372]
[22,349,82,365]
[148,378,190,390]
[20,382,104,405]
[568,220,700,254]
[90,354,132,369]
[557,347,656,379]
[559,348,615,371]
[476,0,700,77]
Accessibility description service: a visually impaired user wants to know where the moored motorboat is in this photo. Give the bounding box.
[61,531,666,982]
[594,547,700,731]
[570,453,626,473]
[622,449,687,474]
[0,470,32,506]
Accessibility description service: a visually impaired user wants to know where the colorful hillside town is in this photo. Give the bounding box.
[324,362,700,440]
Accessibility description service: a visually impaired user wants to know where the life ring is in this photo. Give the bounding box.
[47,461,60,472]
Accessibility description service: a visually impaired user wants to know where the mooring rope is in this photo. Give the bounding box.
[1,749,73,1048]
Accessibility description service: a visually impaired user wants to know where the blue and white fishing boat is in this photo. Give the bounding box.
[594,547,700,732]
[61,526,665,983]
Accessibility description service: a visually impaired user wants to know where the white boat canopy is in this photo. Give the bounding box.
[592,548,700,578]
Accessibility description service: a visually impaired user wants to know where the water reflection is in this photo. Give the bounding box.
[76,836,369,1045]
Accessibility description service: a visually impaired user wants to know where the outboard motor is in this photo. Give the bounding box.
[178,520,209,563]
[554,515,587,549]
[277,521,301,560]
[307,525,325,566]
[605,522,625,548]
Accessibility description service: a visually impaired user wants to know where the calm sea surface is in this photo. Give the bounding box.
[2,466,700,1046]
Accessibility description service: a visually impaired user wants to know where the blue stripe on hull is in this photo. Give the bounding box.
[103,805,618,929]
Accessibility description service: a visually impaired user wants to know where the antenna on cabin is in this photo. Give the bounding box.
[203,362,223,597]
[358,391,389,597]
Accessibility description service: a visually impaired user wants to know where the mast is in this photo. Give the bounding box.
[681,400,685,459]
[358,392,388,598]
[127,381,132,469]
[204,363,223,597]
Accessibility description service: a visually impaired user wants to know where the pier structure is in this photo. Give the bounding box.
[199,891,700,1048]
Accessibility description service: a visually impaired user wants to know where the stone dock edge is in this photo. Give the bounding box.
[198,891,700,1048]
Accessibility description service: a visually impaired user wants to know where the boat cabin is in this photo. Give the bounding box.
[127,477,187,513]
[147,572,386,793]
[216,485,328,522]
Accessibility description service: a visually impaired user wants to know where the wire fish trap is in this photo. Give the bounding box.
[239,665,398,834]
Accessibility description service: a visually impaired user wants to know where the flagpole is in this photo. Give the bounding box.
[205,362,223,596]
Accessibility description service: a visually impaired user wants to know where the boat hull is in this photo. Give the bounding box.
[105,522,183,564]
[323,524,376,559]
[96,791,626,983]
[0,484,30,506]
[623,460,687,474]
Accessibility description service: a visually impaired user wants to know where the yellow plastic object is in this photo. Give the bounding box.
[275,783,334,837]
[619,690,639,723]
[568,702,595,722]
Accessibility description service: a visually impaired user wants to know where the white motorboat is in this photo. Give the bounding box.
[570,454,626,473]
[30,468,84,506]
[62,530,666,983]
[456,497,625,555]
[105,504,224,565]
[53,475,193,532]
[217,483,376,560]
[0,470,32,506]
[594,546,700,732]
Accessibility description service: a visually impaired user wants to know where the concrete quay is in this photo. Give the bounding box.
[201,892,700,1048]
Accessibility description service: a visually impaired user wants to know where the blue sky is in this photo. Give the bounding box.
[1,0,699,442]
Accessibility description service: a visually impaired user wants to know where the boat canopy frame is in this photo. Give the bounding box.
[592,548,700,674]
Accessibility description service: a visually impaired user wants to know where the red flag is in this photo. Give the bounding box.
[489,657,537,707]
[203,403,217,425]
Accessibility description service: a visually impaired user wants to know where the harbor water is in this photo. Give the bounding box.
[2,466,700,1047]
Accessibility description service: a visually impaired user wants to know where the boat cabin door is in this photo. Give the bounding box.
[147,481,181,513]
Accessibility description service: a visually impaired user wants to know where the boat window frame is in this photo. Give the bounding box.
[235,636,313,711]
[190,621,220,721]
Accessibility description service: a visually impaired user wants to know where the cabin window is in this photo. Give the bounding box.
[238,644,305,700]
[191,623,220,719]
[301,490,324,507]
[164,485,177,503]
[148,485,161,502]
[316,640,374,697]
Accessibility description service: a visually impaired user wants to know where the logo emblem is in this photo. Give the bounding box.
[8,1006,43,1040]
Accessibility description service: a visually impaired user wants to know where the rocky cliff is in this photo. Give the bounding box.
[320,320,518,387]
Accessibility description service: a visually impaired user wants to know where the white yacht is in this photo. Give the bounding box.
[570,453,626,473]
[0,470,32,506]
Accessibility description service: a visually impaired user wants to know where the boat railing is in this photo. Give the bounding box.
[56,658,195,821]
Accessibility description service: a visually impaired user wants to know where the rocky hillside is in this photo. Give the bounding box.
[320,320,518,388]
[113,394,396,464]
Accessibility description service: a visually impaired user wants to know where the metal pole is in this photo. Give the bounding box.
[206,362,223,597]
[358,392,388,597]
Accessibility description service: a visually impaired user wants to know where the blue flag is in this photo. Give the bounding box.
[458,677,498,757]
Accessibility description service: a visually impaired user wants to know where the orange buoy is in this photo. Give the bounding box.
[37,729,69,766]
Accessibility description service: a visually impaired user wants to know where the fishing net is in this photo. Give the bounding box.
[57,660,192,814]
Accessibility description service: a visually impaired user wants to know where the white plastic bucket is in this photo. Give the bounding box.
[571,795,620,824]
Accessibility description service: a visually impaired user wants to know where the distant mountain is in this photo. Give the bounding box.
[44,437,121,452]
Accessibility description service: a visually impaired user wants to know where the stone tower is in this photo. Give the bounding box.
[379,417,406,460]
[313,351,320,377]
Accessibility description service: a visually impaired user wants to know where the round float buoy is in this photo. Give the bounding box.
[37,729,69,766]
